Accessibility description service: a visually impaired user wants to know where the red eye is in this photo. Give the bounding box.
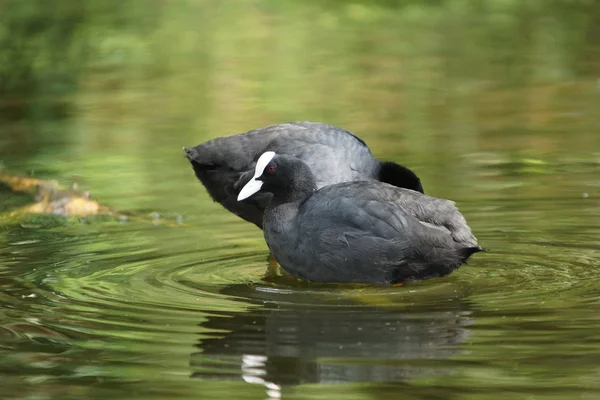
[267,166,275,173]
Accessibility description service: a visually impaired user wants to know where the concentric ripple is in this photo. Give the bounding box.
[2,178,600,399]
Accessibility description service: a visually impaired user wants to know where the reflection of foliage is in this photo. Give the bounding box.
[1,0,599,124]
[1,4,599,399]
[0,0,160,120]
[0,0,596,226]
[1,0,599,204]
[0,0,84,119]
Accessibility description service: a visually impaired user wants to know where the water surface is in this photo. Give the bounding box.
[1,1,600,399]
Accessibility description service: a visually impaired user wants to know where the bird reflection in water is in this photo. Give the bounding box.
[190,284,473,398]
[241,354,282,399]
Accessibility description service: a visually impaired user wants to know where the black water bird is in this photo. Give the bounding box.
[237,151,482,284]
[184,121,423,229]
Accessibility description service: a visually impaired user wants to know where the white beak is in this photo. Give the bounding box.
[237,178,263,201]
[237,151,276,201]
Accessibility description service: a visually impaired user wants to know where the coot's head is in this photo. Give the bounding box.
[237,152,316,202]
[378,161,424,194]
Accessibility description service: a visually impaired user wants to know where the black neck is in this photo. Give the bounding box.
[270,175,317,205]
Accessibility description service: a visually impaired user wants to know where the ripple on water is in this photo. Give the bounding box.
[1,191,600,399]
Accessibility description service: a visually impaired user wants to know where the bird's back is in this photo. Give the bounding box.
[192,122,377,184]
[187,122,380,227]
[266,181,480,283]
[302,182,478,245]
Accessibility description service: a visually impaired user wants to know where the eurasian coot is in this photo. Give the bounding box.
[237,151,482,284]
[184,121,422,229]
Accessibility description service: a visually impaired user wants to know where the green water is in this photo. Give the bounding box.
[1,1,600,399]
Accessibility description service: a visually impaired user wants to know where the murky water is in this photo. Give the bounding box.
[1,1,600,399]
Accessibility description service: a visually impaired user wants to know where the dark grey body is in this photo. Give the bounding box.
[185,122,423,229]
[263,181,481,284]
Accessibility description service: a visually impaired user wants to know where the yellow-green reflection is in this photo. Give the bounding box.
[1,1,600,399]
